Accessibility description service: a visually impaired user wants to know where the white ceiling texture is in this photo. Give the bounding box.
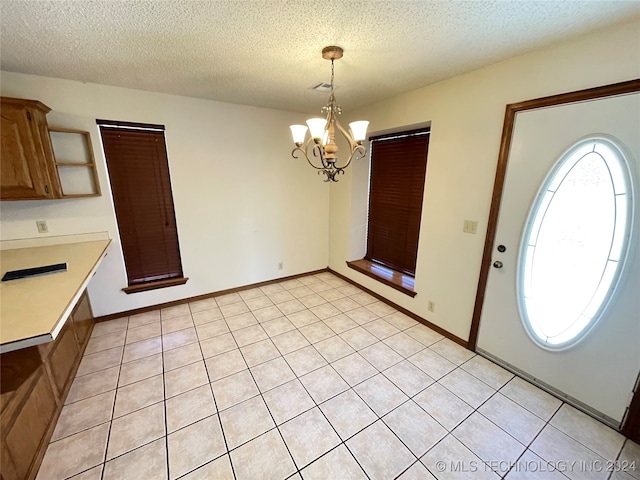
[1,1,638,113]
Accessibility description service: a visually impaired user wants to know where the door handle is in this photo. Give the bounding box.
[493,261,503,269]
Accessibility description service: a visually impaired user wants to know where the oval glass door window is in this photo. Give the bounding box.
[517,136,635,350]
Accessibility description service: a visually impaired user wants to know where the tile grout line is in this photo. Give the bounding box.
[99,326,125,480]
[319,284,442,477]
[234,326,303,478]
[48,271,631,480]
[427,359,554,477]
[90,317,167,476]
[268,294,424,477]
[57,314,471,478]
[297,311,496,478]
[198,300,242,480]
[491,376,619,465]
[47,328,127,479]
[499,401,570,480]
[160,310,171,480]
[82,313,204,478]
[269,346,371,478]
[215,279,375,477]
[181,301,237,480]
[159,301,236,478]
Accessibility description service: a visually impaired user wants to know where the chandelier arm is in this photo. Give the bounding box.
[339,145,366,171]
[333,117,358,150]
[291,139,328,171]
[332,118,367,170]
[312,143,332,169]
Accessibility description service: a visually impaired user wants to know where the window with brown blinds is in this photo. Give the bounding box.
[366,128,430,276]
[98,120,187,293]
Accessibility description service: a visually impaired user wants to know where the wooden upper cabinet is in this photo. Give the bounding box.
[1,97,62,200]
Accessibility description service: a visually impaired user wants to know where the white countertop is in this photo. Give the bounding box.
[0,239,111,353]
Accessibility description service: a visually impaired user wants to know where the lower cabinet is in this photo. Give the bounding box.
[2,369,56,480]
[46,323,80,398]
[0,290,94,480]
[70,292,93,349]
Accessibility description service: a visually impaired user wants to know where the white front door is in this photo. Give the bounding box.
[477,91,640,426]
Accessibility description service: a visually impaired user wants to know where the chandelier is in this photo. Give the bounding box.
[289,46,369,182]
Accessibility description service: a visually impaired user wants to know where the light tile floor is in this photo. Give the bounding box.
[36,272,640,480]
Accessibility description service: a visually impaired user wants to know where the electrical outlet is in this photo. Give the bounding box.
[36,220,48,234]
[428,301,435,312]
[278,262,283,270]
[463,220,478,234]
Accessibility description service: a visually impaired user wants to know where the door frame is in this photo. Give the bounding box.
[468,78,640,437]
[622,373,640,440]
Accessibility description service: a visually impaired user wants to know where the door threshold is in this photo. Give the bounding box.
[476,348,621,430]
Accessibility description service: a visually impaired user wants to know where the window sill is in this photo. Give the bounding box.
[346,260,416,297]
[123,277,189,294]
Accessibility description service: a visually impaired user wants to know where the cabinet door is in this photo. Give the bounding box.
[71,291,94,349]
[0,103,55,200]
[3,368,56,480]
[47,323,79,398]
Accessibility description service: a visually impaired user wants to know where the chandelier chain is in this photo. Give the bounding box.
[330,59,335,93]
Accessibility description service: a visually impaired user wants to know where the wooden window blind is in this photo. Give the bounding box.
[98,121,185,289]
[366,129,430,276]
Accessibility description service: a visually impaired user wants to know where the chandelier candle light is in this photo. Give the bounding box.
[290,46,369,182]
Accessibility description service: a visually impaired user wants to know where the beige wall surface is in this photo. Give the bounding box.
[329,19,640,341]
[1,19,638,332]
[0,74,330,316]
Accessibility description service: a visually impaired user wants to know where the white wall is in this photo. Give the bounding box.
[3,19,638,330]
[0,73,330,316]
[329,19,640,341]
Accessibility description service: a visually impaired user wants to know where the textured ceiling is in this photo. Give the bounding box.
[1,1,638,113]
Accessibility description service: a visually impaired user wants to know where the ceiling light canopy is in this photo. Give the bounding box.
[289,46,369,182]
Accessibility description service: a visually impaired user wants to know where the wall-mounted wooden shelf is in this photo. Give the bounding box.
[49,127,101,198]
